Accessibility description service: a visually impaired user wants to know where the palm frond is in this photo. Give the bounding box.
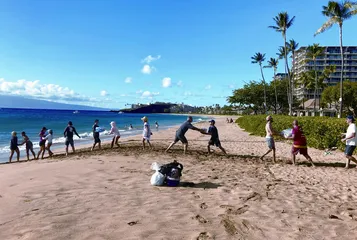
[314,18,335,36]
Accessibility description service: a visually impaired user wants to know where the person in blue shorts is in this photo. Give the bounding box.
[165,116,201,154]
[201,120,227,155]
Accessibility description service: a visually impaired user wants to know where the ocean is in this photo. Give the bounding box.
[0,108,209,163]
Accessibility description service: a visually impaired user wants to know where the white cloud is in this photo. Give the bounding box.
[141,64,154,74]
[0,78,90,102]
[162,77,172,88]
[177,80,183,87]
[100,90,108,96]
[124,77,132,83]
[142,55,161,64]
[141,91,160,99]
[136,89,143,94]
[205,84,211,90]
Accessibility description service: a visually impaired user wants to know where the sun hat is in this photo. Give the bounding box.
[141,116,148,121]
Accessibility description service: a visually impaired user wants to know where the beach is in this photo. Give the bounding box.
[1,116,357,240]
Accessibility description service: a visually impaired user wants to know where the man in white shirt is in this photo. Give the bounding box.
[341,115,357,168]
[260,115,278,163]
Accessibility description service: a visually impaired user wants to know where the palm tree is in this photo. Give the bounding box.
[288,39,299,102]
[297,71,315,109]
[251,52,267,113]
[306,44,325,111]
[265,58,279,113]
[276,46,289,60]
[315,1,357,117]
[269,12,296,115]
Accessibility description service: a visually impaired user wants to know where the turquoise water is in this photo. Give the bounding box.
[0,108,208,163]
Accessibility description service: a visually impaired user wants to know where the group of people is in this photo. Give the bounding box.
[9,116,225,162]
[261,115,357,168]
[226,118,234,123]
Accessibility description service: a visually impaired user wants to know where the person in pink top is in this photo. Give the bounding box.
[286,120,315,167]
[109,121,120,148]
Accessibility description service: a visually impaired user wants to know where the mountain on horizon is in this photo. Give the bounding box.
[0,95,107,111]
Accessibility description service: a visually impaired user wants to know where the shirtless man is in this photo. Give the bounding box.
[260,115,277,163]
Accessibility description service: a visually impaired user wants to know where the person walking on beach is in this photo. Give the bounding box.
[21,131,36,160]
[341,115,357,168]
[260,115,278,163]
[141,116,152,150]
[155,121,159,130]
[286,120,315,167]
[9,131,20,162]
[37,127,47,159]
[43,129,54,157]
[64,121,81,156]
[165,116,201,154]
[201,119,227,155]
[109,121,120,148]
[91,119,101,151]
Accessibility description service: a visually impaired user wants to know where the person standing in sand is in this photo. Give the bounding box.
[286,120,315,167]
[201,119,227,155]
[141,116,152,150]
[109,121,120,148]
[21,131,36,160]
[155,121,159,130]
[260,115,278,163]
[9,131,20,163]
[64,121,81,156]
[91,119,101,151]
[43,129,54,157]
[341,115,357,168]
[165,116,201,154]
[37,127,47,159]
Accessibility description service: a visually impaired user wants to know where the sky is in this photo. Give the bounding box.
[0,0,356,109]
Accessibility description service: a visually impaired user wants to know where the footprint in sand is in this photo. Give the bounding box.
[196,232,213,240]
[191,192,201,199]
[194,214,209,224]
[200,202,208,209]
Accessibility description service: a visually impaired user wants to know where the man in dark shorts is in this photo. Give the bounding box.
[203,119,226,155]
[64,121,81,156]
[341,115,357,168]
[91,119,101,151]
[165,116,201,154]
[287,120,315,167]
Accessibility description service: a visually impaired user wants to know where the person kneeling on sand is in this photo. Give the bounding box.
[286,120,315,167]
[201,119,227,155]
[341,115,357,168]
[165,116,201,154]
[260,115,279,163]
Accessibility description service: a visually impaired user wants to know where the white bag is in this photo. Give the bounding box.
[281,128,292,138]
[150,171,165,186]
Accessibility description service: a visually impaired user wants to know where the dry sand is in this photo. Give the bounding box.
[1,116,357,240]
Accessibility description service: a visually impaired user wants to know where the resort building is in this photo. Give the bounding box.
[293,46,357,101]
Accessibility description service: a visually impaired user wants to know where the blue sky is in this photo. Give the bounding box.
[0,0,356,109]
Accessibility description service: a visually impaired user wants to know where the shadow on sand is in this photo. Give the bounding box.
[297,161,354,168]
[180,181,221,189]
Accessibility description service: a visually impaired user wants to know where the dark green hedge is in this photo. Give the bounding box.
[236,115,347,150]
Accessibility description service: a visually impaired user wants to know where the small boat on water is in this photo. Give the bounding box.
[118,111,123,114]
[73,110,79,114]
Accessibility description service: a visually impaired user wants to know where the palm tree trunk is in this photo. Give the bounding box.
[313,58,318,112]
[291,51,295,110]
[283,34,292,115]
[259,64,267,114]
[274,68,278,114]
[339,24,344,118]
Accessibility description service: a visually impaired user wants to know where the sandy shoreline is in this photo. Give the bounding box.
[1,116,357,240]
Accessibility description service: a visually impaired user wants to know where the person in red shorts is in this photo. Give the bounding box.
[287,120,315,167]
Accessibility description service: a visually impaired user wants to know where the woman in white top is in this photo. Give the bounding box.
[141,116,152,150]
[43,129,54,157]
[109,121,120,148]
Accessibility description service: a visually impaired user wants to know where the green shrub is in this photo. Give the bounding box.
[236,115,347,150]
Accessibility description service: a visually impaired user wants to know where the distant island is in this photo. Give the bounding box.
[111,102,237,115]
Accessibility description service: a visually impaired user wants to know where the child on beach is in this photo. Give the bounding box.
[64,121,81,156]
[43,129,54,157]
[21,131,36,160]
[91,119,101,151]
[201,119,227,155]
[141,116,152,150]
[109,121,120,148]
[37,127,47,159]
[9,131,20,162]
